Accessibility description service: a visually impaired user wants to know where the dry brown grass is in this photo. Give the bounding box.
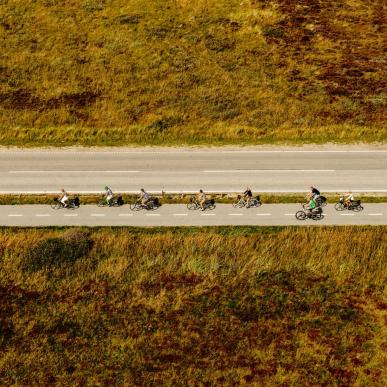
[0,0,385,145]
[0,226,386,384]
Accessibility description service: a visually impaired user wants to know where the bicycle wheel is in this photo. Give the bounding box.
[187,202,197,210]
[130,202,142,211]
[50,203,62,210]
[334,202,345,211]
[295,211,306,220]
[352,205,363,212]
[97,199,106,207]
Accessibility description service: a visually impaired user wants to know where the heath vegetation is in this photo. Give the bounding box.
[0,0,385,145]
[0,226,386,384]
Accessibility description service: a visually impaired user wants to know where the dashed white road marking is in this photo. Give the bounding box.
[228,213,243,216]
[118,213,133,217]
[173,213,188,216]
[368,213,383,216]
[340,213,354,216]
[91,213,105,217]
[203,169,335,173]
[9,170,139,174]
[8,214,23,217]
[63,214,78,217]
[146,213,160,217]
[36,214,50,217]
[256,213,272,216]
[284,213,294,216]
[201,213,215,216]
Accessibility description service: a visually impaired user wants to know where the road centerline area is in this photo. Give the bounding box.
[1,147,386,194]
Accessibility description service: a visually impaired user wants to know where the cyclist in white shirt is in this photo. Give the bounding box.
[104,186,113,206]
[140,188,149,206]
[59,188,68,208]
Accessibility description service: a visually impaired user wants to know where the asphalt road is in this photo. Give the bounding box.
[0,147,386,194]
[1,204,386,226]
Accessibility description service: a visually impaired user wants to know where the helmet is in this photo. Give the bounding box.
[141,188,144,192]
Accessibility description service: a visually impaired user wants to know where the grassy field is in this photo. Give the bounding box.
[1,0,386,146]
[0,226,386,384]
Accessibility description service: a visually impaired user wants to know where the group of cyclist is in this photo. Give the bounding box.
[57,186,356,210]
[303,186,355,215]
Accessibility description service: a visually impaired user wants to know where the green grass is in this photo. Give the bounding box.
[0,226,386,384]
[1,0,386,146]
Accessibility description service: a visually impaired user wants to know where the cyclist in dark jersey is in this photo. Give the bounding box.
[243,187,253,208]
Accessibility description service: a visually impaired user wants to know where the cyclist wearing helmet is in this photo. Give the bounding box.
[104,186,113,206]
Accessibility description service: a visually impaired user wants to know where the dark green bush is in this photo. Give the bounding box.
[22,230,92,272]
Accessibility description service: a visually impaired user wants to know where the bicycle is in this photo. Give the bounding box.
[295,204,324,221]
[98,195,124,207]
[51,197,80,210]
[233,195,262,208]
[130,197,160,211]
[334,197,363,212]
[187,196,216,211]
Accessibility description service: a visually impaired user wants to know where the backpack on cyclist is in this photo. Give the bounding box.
[153,197,160,207]
[73,197,80,207]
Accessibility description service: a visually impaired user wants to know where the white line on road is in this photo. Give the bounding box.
[340,213,355,216]
[203,169,335,173]
[8,214,23,217]
[256,213,272,216]
[118,213,133,217]
[201,213,215,216]
[36,214,50,217]
[146,213,160,217]
[9,170,139,174]
[91,213,106,217]
[228,213,243,216]
[173,213,188,216]
[284,213,294,216]
[368,213,383,216]
[63,214,78,217]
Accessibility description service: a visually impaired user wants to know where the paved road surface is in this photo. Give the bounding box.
[1,204,386,226]
[0,147,386,194]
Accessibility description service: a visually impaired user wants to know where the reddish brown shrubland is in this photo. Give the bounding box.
[0,0,385,145]
[0,226,386,384]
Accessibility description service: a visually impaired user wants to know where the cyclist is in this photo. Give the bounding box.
[243,187,253,208]
[309,186,320,200]
[104,186,113,206]
[59,188,69,208]
[140,188,150,207]
[197,189,206,211]
[344,192,354,208]
[304,196,317,216]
